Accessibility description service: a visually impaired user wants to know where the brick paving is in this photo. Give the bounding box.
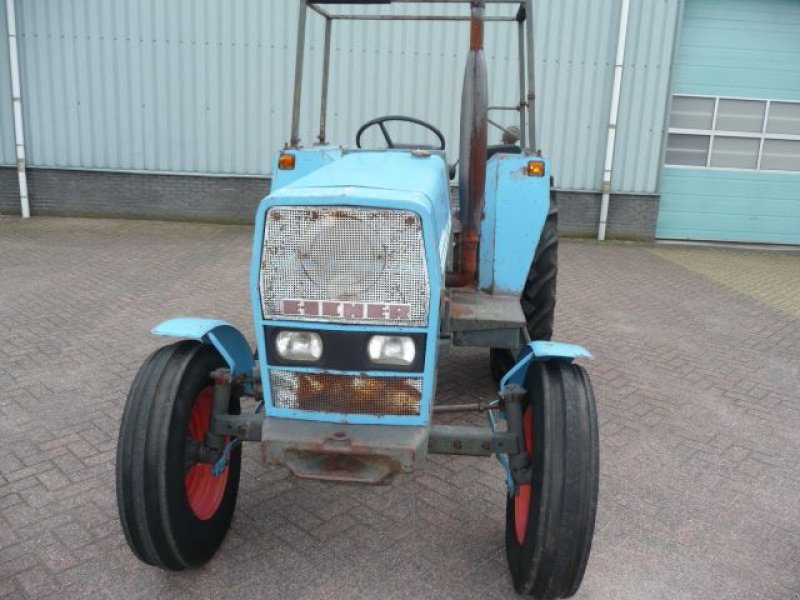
[0,216,799,599]
[648,245,800,319]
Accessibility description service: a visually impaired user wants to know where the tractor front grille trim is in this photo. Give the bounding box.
[260,206,429,326]
[269,370,422,416]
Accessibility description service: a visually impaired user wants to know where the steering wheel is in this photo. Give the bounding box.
[355,115,446,150]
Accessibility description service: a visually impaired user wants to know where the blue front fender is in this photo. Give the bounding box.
[499,340,592,394]
[151,318,253,377]
[492,340,592,491]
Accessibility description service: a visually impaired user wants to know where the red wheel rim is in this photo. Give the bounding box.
[514,405,534,544]
[184,386,228,521]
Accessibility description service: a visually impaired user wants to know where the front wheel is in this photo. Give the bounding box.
[116,341,242,570]
[505,360,599,598]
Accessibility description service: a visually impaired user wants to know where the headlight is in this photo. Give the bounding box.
[275,331,323,361]
[367,335,416,366]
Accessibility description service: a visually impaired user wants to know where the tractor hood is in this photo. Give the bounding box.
[268,150,451,235]
[250,149,452,428]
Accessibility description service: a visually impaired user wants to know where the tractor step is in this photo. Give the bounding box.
[446,287,526,348]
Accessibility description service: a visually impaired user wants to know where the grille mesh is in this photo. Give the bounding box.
[260,206,429,325]
[269,370,422,416]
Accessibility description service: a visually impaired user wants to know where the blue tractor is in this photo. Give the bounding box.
[116,1,599,597]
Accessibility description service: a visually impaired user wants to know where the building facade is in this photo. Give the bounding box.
[0,0,798,243]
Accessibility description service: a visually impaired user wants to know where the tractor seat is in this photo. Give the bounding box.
[487,144,522,160]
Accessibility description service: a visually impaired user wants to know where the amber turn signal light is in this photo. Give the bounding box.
[527,160,545,176]
[278,153,296,170]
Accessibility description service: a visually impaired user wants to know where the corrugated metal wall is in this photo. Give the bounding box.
[3,1,680,193]
[0,4,15,166]
[615,0,682,193]
[536,0,618,192]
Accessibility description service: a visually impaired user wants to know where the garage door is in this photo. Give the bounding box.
[657,0,800,244]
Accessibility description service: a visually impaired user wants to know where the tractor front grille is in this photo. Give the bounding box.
[259,206,429,326]
[269,370,422,416]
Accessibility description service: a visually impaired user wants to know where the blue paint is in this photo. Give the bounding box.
[674,0,800,100]
[269,365,423,378]
[658,168,800,244]
[660,0,800,244]
[151,318,253,376]
[250,149,451,426]
[262,320,428,334]
[269,150,452,239]
[492,339,592,489]
[269,147,344,192]
[276,151,447,203]
[249,203,271,398]
[486,407,514,492]
[530,340,592,361]
[479,154,551,293]
[499,340,592,394]
[267,406,426,426]
[211,438,240,476]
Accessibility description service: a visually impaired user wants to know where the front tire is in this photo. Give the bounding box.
[116,341,242,570]
[505,360,599,598]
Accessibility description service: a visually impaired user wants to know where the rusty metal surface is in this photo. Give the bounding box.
[428,425,521,457]
[307,3,333,20]
[269,371,423,416]
[206,368,233,452]
[448,288,525,330]
[432,401,488,413]
[516,16,528,148]
[429,425,492,456]
[452,328,525,348]
[446,0,489,289]
[502,384,531,485]
[284,452,397,484]
[306,0,524,21]
[261,417,428,483]
[317,17,332,144]
[212,413,264,442]
[326,14,515,21]
[524,0,536,150]
[298,0,523,161]
[448,287,527,347]
[289,0,307,147]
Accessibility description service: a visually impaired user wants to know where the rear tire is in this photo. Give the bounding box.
[116,341,241,570]
[521,196,558,342]
[505,360,599,598]
[490,196,558,382]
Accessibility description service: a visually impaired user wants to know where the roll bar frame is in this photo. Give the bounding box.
[289,0,537,152]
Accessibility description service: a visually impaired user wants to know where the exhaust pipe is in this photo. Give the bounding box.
[446,0,488,288]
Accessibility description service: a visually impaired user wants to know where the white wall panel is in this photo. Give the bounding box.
[0,3,15,166]
[615,0,683,193]
[10,0,680,192]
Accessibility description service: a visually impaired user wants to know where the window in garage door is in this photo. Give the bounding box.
[659,95,800,244]
[656,0,800,245]
[665,96,800,172]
